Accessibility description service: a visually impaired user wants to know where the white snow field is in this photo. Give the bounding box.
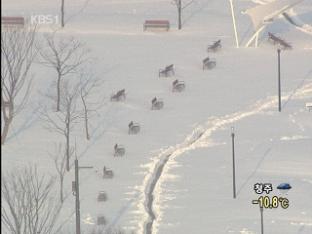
[2,0,312,234]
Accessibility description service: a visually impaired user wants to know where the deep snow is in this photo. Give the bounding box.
[2,0,312,234]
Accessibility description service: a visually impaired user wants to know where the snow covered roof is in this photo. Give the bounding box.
[246,0,304,30]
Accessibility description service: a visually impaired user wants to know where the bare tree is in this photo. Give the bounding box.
[79,73,103,140]
[1,26,37,145]
[1,165,64,234]
[90,227,129,234]
[173,0,194,29]
[49,142,74,203]
[41,80,80,171]
[39,33,89,112]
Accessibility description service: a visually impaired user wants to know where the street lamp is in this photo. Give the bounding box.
[260,206,264,234]
[231,126,236,199]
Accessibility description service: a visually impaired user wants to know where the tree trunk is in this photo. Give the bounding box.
[61,0,65,27]
[81,96,90,140]
[65,125,70,172]
[56,72,61,112]
[84,111,90,140]
[1,104,13,145]
[60,177,64,203]
[1,117,12,145]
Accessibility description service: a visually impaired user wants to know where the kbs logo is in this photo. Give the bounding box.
[31,15,59,25]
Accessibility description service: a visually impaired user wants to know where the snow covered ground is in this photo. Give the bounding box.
[2,0,312,233]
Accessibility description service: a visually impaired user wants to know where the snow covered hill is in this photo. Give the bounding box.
[2,0,312,234]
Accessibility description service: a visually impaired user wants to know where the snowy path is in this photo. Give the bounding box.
[141,81,312,234]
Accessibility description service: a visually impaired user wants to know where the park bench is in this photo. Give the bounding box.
[128,121,140,134]
[207,39,222,53]
[114,144,125,157]
[1,16,25,28]
[172,79,185,92]
[103,166,114,178]
[159,64,175,77]
[144,20,170,31]
[268,32,292,50]
[97,215,106,225]
[151,97,164,110]
[203,57,216,70]
[110,89,126,102]
[97,191,108,202]
[306,102,312,111]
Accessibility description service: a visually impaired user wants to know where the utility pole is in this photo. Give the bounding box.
[72,158,93,234]
[61,0,65,27]
[74,159,81,234]
[260,206,264,234]
[277,48,282,112]
[231,127,236,199]
[173,0,194,30]
[178,0,182,30]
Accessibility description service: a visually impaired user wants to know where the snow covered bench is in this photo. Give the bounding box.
[1,16,25,27]
[207,39,222,53]
[103,166,114,178]
[97,215,106,225]
[97,191,108,202]
[144,20,170,31]
[159,64,174,77]
[128,121,140,134]
[110,89,126,102]
[306,102,312,111]
[203,57,216,70]
[151,97,164,110]
[172,79,185,92]
[114,144,125,157]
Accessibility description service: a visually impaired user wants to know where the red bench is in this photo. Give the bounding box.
[144,20,170,31]
[1,16,25,27]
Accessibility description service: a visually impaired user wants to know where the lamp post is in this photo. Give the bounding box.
[277,48,282,112]
[260,206,264,234]
[178,0,182,30]
[74,159,81,234]
[231,127,236,199]
[72,159,93,234]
